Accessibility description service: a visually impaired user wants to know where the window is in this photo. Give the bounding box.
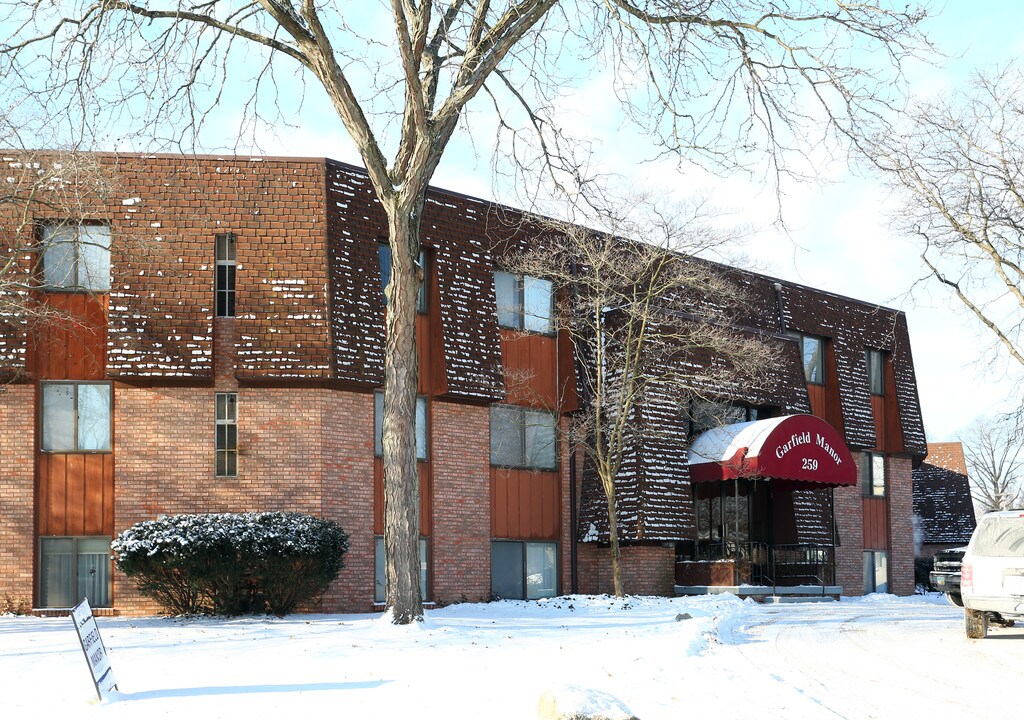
[379,244,428,313]
[861,452,886,497]
[39,536,111,608]
[494,270,553,334]
[866,349,885,395]
[216,392,238,477]
[41,382,112,452]
[489,405,557,470]
[689,399,758,437]
[375,536,429,603]
[215,232,236,317]
[863,550,888,594]
[787,332,825,385]
[374,391,428,460]
[491,541,557,600]
[41,223,110,291]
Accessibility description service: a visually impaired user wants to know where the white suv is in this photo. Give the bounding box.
[961,510,1024,639]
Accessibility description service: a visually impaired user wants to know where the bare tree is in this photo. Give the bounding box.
[873,66,1024,371]
[1,1,931,622]
[507,199,776,595]
[961,416,1024,515]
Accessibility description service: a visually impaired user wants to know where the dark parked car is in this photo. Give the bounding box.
[930,547,966,607]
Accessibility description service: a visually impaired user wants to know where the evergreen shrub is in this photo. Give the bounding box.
[112,512,349,616]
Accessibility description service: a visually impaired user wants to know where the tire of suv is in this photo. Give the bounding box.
[946,591,963,608]
[965,608,988,639]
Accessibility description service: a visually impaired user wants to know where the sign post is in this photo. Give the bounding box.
[71,598,118,701]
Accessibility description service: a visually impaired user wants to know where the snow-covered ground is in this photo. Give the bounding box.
[1,593,1019,719]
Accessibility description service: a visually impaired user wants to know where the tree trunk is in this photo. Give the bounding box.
[604,477,624,597]
[381,192,425,624]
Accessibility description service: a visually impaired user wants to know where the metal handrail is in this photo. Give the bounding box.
[677,542,835,587]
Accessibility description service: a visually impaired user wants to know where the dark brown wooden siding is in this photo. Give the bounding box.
[36,453,115,536]
[30,290,115,539]
[490,468,560,540]
[500,330,559,408]
[28,293,108,380]
[862,497,889,550]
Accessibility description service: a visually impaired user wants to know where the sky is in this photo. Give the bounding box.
[5,1,1022,442]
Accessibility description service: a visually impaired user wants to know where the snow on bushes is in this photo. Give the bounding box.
[112,512,349,616]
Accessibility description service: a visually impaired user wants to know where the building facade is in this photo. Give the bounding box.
[0,153,927,614]
[913,442,976,558]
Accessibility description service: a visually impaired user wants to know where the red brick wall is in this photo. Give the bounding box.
[103,155,332,380]
[576,544,676,596]
[0,386,35,609]
[320,390,375,612]
[431,401,491,604]
[112,385,379,613]
[834,476,865,595]
[560,432,580,595]
[888,455,915,595]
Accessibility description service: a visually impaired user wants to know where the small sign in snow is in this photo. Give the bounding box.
[71,598,118,701]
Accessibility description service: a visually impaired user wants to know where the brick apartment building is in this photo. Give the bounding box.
[0,153,927,614]
[913,442,976,558]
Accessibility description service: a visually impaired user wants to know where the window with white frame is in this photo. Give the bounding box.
[216,392,238,477]
[38,536,111,608]
[787,332,825,385]
[374,536,429,603]
[41,223,111,291]
[494,270,553,334]
[863,550,888,594]
[489,405,557,470]
[215,232,236,317]
[40,382,112,452]
[491,540,557,600]
[866,349,885,396]
[374,391,428,460]
[861,452,886,497]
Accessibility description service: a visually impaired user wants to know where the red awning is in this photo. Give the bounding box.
[688,414,856,487]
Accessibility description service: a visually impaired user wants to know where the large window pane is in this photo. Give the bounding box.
[416,397,428,460]
[867,349,884,395]
[41,383,75,451]
[490,405,523,466]
[491,541,525,600]
[40,537,110,608]
[41,224,110,290]
[874,552,889,594]
[871,454,886,496]
[494,271,520,328]
[77,384,111,451]
[523,277,552,333]
[525,543,557,599]
[78,225,111,291]
[803,335,823,384]
[77,538,111,607]
[41,227,76,288]
[524,409,557,470]
[374,391,384,456]
[375,536,386,603]
[40,538,75,608]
